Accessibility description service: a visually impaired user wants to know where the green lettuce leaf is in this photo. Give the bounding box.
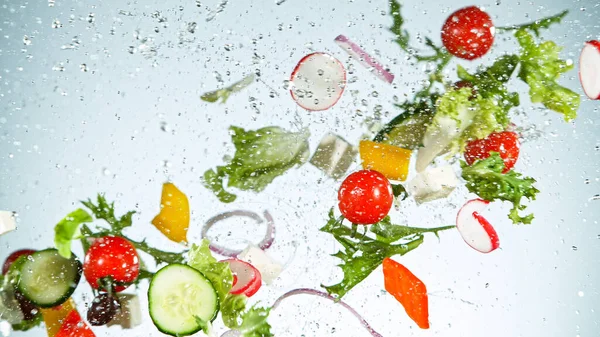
[11,312,43,332]
[221,294,248,328]
[321,210,453,299]
[187,239,233,302]
[461,152,540,224]
[53,208,93,258]
[203,126,310,203]
[516,29,580,121]
[201,74,255,104]
[238,306,273,337]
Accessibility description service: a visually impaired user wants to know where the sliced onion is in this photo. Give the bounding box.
[202,210,275,257]
[334,35,394,84]
[272,288,383,337]
[220,330,241,337]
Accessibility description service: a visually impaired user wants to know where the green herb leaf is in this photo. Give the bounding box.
[391,184,408,200]
[389,0,410,52]
[461,152,540,224]
[516,29,580,121]
[187,239,234,302]
[54,208,93,258]
[497,10,568,36]
[321,210,453,299]
[81,194,135,232]
[201,74,255,104]
[203,126,310,203]
[238,306,273,337]
[11,313,43,332]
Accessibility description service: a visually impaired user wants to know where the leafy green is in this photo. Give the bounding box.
[461,152,540,224]
[81,194,135,232]
[391,184,408,200]
[53,208,93,258]
[516,29,580,121]
[187,239,233,302]
[0,257,43,330]
[238,306,273,337]
[201,74,255,104]
[321,210,453,299]
[221,294,248,328]
[203,126,310,203]
[497,10,568,36]
[11,313,43,331]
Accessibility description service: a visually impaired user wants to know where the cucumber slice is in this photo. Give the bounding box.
[380,112,433,150]
[17,249,81,308]
[148,264,219,336]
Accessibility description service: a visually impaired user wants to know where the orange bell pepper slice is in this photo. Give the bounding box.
[382,258,429,329]
[359,140,412,181]
[152,182,190,243]
[40,298,76,337]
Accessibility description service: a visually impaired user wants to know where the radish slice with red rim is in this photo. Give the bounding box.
[334,35,394,84]
[290,52,346,111]
[222,258,262,297]
[456,199,500,253]
[579,40,600,100]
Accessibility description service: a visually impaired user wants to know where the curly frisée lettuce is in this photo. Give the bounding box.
[203,126,310,203]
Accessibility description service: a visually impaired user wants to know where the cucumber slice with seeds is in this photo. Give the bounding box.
[17,249,81,308]
[148,264,219,336]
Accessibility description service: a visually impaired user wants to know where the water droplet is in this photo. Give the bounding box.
[187,22,197,34]
[578,291,584,297]
[52,19,62,28]
[160,122,170,132]
[23,35,32,46]
[584,179,590,184]
[8,153,14,159]
[87,13,95,23]
[371,91,379,97]
[102,168,111,176]
[317,69,324,76]
[48,0,55,7]
[80,64,88,72]
[572,246,578,251]
[590,194,600,201]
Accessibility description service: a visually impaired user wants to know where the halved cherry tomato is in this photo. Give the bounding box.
[383,258,429,329]
[464,131,520,173]
[441,6,495,60]
[83,236,140,292]
[338,170,393,225]
[2,249,36,275]
[55,310,96,337]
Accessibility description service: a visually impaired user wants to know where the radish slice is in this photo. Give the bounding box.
[290,52,346,111]
[456,199,499,253]
[334,35,394,84]
[222,258,262,297]
[579,40,600,100]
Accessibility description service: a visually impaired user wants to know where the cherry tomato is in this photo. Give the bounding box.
[83,236,140,292]
[55,310,96,337]
[464,131,520,173]
[441,6,495,60]
[2,249,36,275]
[338,170,393,225]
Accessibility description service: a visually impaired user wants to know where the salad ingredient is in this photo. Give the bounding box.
[54,209,93,258]
[106,294,142,329]
[0,211,16,236]
[238,244,283,285]
[290,52,346,111]
[309,133,357,179]
[151,182,190,244]
[148,263,219,336]
[223,301,273,337]
[203,210,275,258]
[334,34,394,83]
[461,152,539,224]
[321,210,454,299]
[223,259,262,297]
[377,108,435,150]
[2,249,36,275]
[17,249,81,308]
[405,166,458,204]
[382,258,429,329]
[87,293,121,326]
[579,40,600,100]
[338,170,393,225]
[40,298,76,337]
[496,10,568,36]
[464,131,520,173]
[441,6,494,60]
[13,290,38,321]
[201,74,255,104]
[456,199,499,253]
[84,236,140,292]
[359,140,412,181]
[516,29,580,121]
[0,281,26,325]
[204,126,310,203]
[271,288,383,337]
[55,309,95,337]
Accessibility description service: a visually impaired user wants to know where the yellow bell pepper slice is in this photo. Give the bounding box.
[151,182,189,243]
[359,140,412,181]
[40,298,76,337]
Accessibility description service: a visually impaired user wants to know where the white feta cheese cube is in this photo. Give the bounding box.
[107,294,142,329]
[310,133,357,179]
[0,211,16,236]
[406,166,458,204]
[238,244,283,285]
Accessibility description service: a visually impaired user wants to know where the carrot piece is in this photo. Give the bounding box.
[382,258,429,329]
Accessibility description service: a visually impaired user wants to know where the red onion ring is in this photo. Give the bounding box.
[334,34,394,84]
[272,288,384,337]
[202,210,275,257]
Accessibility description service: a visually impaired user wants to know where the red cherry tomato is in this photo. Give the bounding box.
[464,131,520,173]
[441,6,495,60]
[55,310,96,337]
[2,249,36,275]
[338,170,393,225]
[83,236,140,292]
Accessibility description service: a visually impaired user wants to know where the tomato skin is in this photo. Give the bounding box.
[464,131,520,173]
[338,170,393,225]
[55,310,96,337]
[441,6,495,60]
[83,236,140,292]
[2,249,36,275]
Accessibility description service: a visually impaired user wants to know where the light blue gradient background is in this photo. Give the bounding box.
[1,0,599,336]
